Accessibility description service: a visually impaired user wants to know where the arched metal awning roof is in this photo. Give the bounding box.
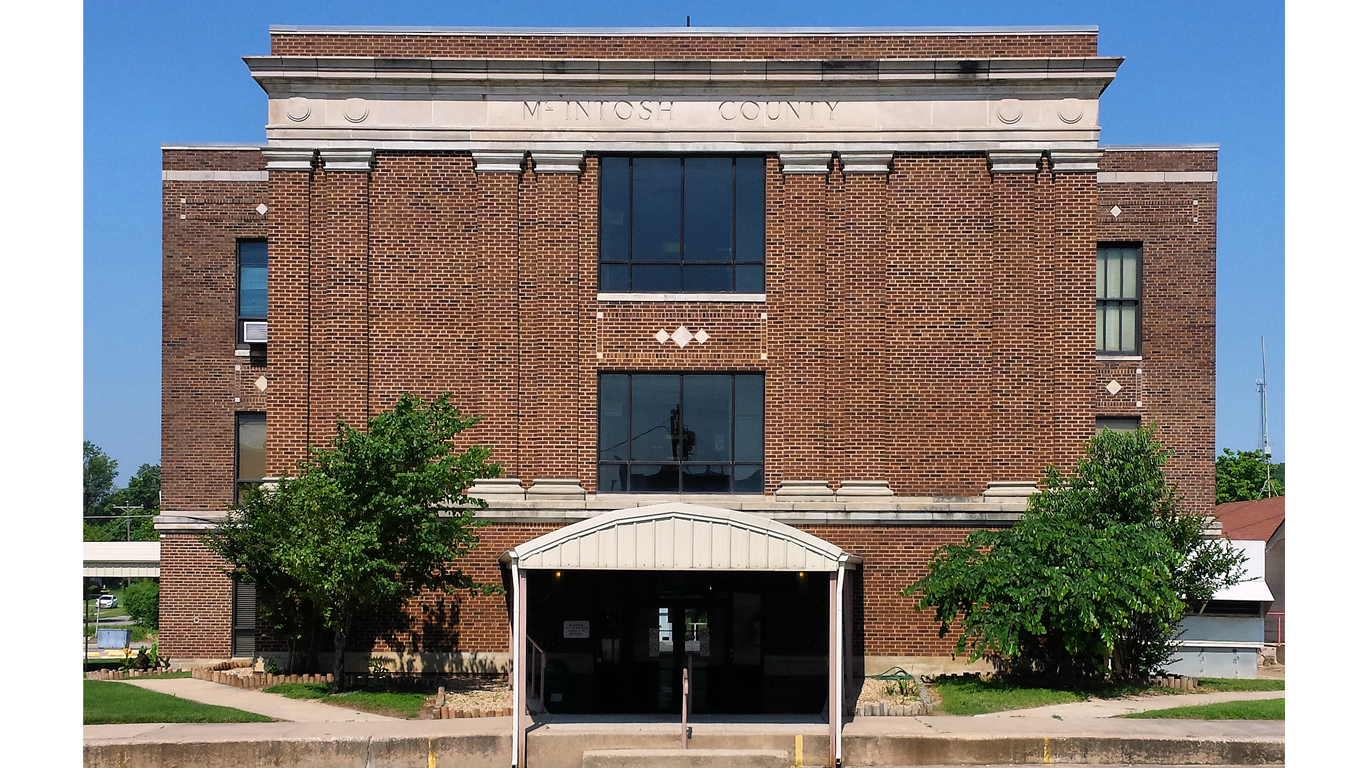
[500,502,859,572]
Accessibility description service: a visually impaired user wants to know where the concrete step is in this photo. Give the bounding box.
[582,748,789,768]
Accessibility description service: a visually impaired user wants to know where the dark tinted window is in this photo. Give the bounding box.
[598,373,763,493]
[599,157,766,292]
[236,413,266,500]
[238,241,268,319]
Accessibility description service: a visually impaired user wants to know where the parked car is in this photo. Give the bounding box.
[97,594,118,609]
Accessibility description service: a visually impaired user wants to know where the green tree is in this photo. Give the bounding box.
[1215,448,1284,503]
[124,580,160,629]
[84,442,118,518]
[104,464,161,541]
[904,426,1245,682]
[204,393,501,691]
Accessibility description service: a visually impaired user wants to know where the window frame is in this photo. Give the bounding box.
[1095,416,1141,433]
[234,412,266,502]
[236,239,268,344]
[597,155,766,294]
[596,372,765,494]
[1095,243,1142,356]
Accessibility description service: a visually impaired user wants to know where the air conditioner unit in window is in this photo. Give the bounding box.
[242,321,269,343]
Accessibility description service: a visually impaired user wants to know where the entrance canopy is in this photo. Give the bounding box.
[500,502,860,572]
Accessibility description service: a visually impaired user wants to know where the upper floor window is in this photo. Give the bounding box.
[598,373,764,493]
[599,156,765,293]
[1096,245,1140,354]
[235,412,266,502]
[237,240,267,343]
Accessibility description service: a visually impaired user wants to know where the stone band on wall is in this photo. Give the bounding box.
[319,148,375,171]
[986,150,1043,173]
[530,150,584,173]
[780,152,833,174]
[472,149,527,173]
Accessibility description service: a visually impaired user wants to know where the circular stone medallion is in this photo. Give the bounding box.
[343,98,369,124]
[284,97,310,123]
[996,99,1023,125]
[1058,98,1084,124]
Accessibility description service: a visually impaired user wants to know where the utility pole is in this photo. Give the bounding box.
[110,505,144,541]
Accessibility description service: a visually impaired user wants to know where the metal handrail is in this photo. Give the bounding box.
[527,637,547,706]
[1267,611,1285,645]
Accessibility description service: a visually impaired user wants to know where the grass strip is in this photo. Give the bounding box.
[84,680,272,724]
[1125,698,1283,720]
[932,678,1088,715]
[1195,677,1285,692]
[264,681,426,719]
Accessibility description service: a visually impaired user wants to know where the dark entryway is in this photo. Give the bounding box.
[524,569,829,715]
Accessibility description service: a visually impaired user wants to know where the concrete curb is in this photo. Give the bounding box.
[83,731,1284,768]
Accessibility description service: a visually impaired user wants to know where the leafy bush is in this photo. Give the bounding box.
[123,580,160,628]
[905,426,1246,683]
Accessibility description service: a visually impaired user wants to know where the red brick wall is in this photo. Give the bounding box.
[271,32,1098,60]
[1095,150,1218,516]
[161,149,268,512]
[159,534,234,658]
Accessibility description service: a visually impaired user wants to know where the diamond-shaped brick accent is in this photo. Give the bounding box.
[254,376,269,392]
[670,326,694,348]
[1109,205,1122,218]
[694,329,710,344]
[654,329,670,344]
[256,203,269,216]
[1105,379,1123,395]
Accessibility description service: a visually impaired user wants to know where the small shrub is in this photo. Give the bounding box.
[123,580,159,628]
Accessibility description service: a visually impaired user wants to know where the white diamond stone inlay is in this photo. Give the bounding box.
[254,376,269,392]
[1105,379,1123,395]
[694,329,710,344]
[256,203,269,216]
[654,329,670,344]
[671,326,694,348]
[1109,205,1122,218]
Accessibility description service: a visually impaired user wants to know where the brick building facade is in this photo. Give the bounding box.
[157,26,1216,712]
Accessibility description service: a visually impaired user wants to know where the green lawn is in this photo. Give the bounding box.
[263,682,428,719]
[84,680,273,724]
[1196,677,1285,692]
[1125,698,1284,720]
[932,678,1090,715]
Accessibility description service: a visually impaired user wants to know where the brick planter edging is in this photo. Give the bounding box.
[190,667,334,689]
[437,706,514,719]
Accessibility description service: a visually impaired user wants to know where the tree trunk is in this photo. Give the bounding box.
[331,619,351,693]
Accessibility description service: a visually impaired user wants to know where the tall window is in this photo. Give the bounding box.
[598,373,764,493]
[1096,245,1141,354]
[599,156,765,293]
[235,413,266,501]
[237,240,268,342]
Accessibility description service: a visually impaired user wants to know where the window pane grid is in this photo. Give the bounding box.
[598,373,763,493]
[599,156,765,293]
[1096,246,1141,354]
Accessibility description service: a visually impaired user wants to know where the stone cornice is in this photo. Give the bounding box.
[780,151,833,174]
[530,150,584,173]
[319,148,374,171]
[471,149,526,173]
[987,149,1042,173]
[839,151,893,174]
[246,56,1121,92]
[262,148,315,171]
[1050,148,1103,173]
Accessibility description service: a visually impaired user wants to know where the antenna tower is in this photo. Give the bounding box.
[1256,337,1278,498]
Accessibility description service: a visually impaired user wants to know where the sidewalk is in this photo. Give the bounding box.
[971,689,1285,719]
[122,677,398,722]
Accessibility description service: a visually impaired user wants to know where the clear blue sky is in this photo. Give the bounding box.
[83,0,1285,482]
